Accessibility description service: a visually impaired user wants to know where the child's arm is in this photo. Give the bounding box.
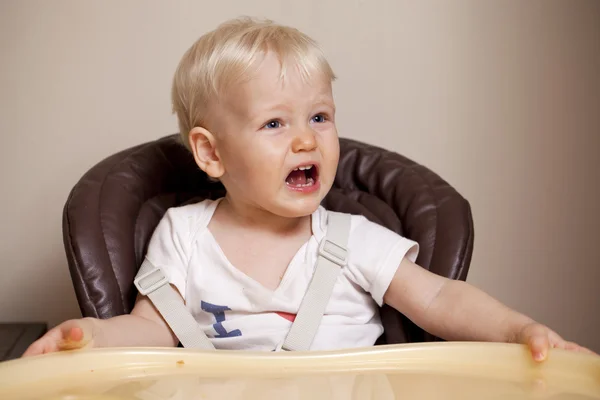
[23,290,179,357]
[384,257,595,361]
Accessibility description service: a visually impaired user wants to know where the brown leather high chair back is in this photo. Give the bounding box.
[62,134,474,344]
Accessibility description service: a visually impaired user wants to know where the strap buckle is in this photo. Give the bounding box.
[318,238,348,267]
[134,266,169,296]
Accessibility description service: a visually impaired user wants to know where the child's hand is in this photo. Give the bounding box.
[515,323,596,362]
[22,318,96,357]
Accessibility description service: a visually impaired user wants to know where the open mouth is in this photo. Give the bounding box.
[285,164,319,188]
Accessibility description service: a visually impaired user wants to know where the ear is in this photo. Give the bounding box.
[188,127,225,178]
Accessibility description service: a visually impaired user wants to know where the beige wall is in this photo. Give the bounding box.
[1,1,598,351]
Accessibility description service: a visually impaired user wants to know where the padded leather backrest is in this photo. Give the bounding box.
[63,135,474,344]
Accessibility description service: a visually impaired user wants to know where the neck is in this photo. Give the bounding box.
[219,194,309,235]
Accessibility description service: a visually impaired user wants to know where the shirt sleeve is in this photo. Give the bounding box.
[144,207,191,299]
[345,215,419,306]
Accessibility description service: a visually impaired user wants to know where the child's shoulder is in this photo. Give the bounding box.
[318,207,419,269]
[318,207,418,252]
[160,197,221,232]
[316,207,393,238]
[164,197,219,217]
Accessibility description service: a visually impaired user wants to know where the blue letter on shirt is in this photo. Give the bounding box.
[201,301,242,338]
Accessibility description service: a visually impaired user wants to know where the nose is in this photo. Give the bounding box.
[291,127,317,153]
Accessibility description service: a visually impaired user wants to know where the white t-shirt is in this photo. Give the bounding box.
[145,198,419,351]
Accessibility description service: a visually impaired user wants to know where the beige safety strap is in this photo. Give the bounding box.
[134,260,215,350]
[281,211,351,352]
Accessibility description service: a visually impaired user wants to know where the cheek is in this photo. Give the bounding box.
[323,137,340,181]
[325,135,340,162]
[226,140,285,183]
[219,143,254,180]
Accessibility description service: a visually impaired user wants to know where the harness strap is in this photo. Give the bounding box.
[281,211,351,351]
[134,260,215,350]
[134,210,351,352]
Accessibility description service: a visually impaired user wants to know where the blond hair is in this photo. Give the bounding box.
[171,17,336,149]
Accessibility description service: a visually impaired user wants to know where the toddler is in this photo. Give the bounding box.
[25,17,594,360]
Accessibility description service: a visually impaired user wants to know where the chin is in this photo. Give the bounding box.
[274,197,323,218]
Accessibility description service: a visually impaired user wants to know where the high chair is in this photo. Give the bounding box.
[62,134,474,345]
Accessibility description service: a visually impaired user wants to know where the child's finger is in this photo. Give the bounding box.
[22,339,50,357]
[525,331,550,362]
[57,324,90,350]
[562,341,579,351]
[518,323,550,362]
[581,347,598,356]
[22,320,93,357]
[22,323,71,357]
[67,326,84,341]
[564,342,597,356]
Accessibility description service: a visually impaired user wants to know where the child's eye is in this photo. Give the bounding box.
[311,114,327,123]
[263,120,281,129]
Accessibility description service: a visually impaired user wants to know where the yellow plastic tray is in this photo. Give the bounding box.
[0,342,598,399]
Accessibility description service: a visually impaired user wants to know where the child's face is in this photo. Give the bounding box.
[208,51,339,218]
